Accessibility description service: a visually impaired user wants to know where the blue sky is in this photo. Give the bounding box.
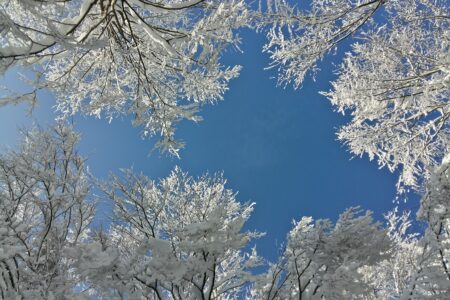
[0,28,418,261]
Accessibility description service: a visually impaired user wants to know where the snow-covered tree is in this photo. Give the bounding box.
[248,208,392,300]
[1,125,449,299]
[69,167,263,299]
[400,157,450,298]
[260,1,450,295]
[360,209,420,299]
[262,0,450,191]
[0,124,95,299]
[0,0,250,155]
[357,161,450,299]
[2,124,448,299]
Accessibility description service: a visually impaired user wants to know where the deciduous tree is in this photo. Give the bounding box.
[0,0,250,155]
[402,157,450,298]
[262,0,450,191]
[0,124,95,299]
[248,208,392,299]
[70,167,263,299]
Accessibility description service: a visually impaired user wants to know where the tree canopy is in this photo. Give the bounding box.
[263,0,449,191]
[1,0,449,299]
[1,0,249,156]
[0,124,447,299]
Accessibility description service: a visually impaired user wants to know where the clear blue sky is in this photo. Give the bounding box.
[0,28,419,261]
